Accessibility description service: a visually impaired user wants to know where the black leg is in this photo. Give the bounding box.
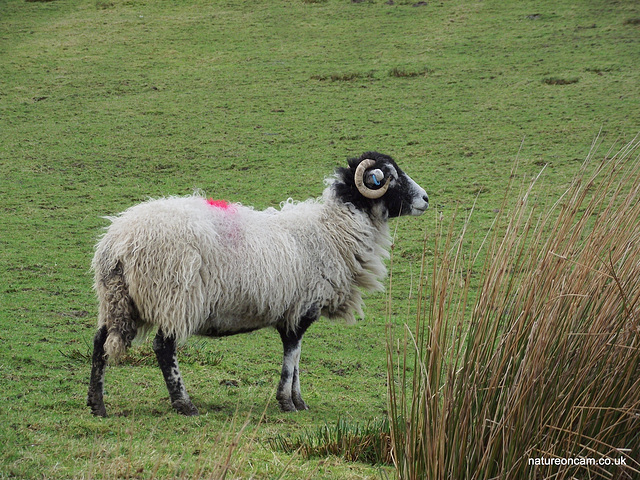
[153,329,198,416]
[87,325,108,417]
[276,310,318,412]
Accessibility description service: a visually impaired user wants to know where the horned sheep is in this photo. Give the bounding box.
[87,151,429,416]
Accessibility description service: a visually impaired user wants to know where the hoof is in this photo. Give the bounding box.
[278,397,309,412]
[88,402,107,417]
[172,399,199,416]
[278,400,297,412]
[293,397,309,411]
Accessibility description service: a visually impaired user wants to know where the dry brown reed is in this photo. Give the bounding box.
[388,137,640,480]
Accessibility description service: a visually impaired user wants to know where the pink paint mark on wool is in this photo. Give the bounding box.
[206,198,232,210]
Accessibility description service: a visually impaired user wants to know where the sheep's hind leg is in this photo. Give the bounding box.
[276,312,317,412]
[87,325,108,417]
[153,329,198,416]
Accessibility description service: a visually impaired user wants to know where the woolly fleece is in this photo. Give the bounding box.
[93,190,390,352]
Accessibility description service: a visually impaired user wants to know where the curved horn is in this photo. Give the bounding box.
[354,159,391,199]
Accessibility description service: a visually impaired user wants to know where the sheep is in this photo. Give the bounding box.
[87,151,429,416]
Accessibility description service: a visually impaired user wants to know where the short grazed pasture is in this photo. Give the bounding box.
[1,0,639,478]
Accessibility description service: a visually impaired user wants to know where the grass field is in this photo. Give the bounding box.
[1,0,639,478]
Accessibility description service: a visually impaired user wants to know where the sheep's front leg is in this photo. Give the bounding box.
[153,329,199,416]
[276,311,317,412]
[276,339,307,412]
[87,325,108,417]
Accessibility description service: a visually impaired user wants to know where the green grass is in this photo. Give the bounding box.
[1,0,639,478]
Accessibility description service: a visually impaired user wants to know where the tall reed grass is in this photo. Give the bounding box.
[387,138,640,479]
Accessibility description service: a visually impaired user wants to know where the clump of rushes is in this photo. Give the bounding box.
[387,137,640,479]
[388,66,433,78]
[269,418,393,465]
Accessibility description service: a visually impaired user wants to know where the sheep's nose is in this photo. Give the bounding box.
[423,194,429,206]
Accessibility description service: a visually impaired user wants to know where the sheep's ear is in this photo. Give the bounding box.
[364,168,385,187]
[355,160,391,199]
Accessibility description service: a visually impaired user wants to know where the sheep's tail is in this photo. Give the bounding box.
[95,260,139,362]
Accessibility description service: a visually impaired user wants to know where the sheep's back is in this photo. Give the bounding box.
[93,196,330,340]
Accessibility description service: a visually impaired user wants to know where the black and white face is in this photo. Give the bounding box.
[334,152,429,219]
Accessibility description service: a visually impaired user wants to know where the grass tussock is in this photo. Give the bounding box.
[543,76,580,85]
[388,137,640,479]
[270,418,393,466]
[388,67,433,78]
[310,71,376,82]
